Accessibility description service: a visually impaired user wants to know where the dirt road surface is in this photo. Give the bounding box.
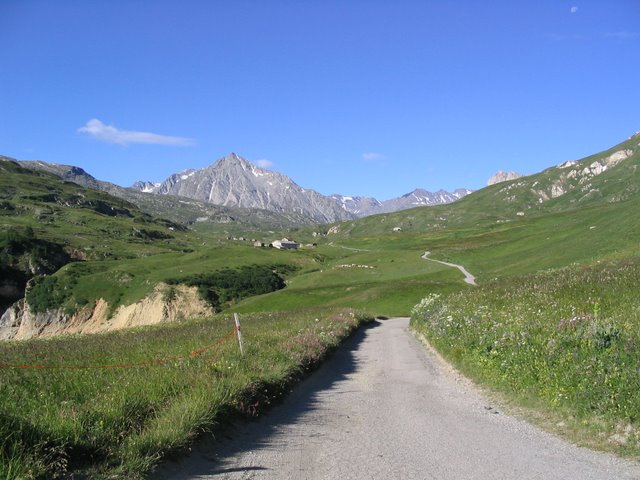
[421,251,477,286]
[154,318,640,480]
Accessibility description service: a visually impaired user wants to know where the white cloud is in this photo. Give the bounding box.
[78,119,195,147]
[255,159,274,168]
[570,6,578,14]
[542,33,584,41]
[604,31,639,39]
[362,152,386,161]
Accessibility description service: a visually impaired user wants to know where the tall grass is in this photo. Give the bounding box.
[411,257,640,456]
[0,308,371,479]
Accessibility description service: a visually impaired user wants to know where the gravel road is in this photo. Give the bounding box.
[154,318,640,480]
[421,251,477,286]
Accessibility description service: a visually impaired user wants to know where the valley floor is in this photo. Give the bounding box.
[152,318,639,480]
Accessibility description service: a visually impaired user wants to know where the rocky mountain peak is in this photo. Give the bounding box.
[129,152,472,222]
[132,153,353,223]
[132,181,161,193]
[210,153,276,180]
[215,152,247,167]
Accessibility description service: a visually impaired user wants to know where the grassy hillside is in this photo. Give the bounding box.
[316,134,640,279]
[332,132,640,236]
[238,135,640,317]
[0,158,187,314]
[404,136,640,458]
[0,158,318,318]
[19,158,316,235]
[3,132,640,476]
[0,158,186,257]
[411,254,640,457]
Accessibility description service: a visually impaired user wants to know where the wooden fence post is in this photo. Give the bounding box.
[234,313,244,356]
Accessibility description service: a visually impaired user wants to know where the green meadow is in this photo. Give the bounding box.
[411,257,640,456]
[0,309,371,478]
[2,134,640,476]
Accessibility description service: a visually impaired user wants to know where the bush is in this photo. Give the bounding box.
[1,227,36,256]
[168,264,291,311]
[26,276,71,313]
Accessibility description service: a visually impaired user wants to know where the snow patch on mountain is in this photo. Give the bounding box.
[331,188,472,218]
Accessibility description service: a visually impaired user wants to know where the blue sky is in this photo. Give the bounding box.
[1,1,639,200]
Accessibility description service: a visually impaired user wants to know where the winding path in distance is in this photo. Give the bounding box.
[153,318,640,480]
[421,251,477,286]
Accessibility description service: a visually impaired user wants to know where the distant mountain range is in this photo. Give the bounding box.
[330,188,471,217]
[18,160,313,229]
[14,151,476,224]
[130,152,472,221]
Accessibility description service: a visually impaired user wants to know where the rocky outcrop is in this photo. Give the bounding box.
[533,149,635,202]
[559,149,631,177]
[580,149,632,177]
[0,284,212,341]
[487,171,522,186]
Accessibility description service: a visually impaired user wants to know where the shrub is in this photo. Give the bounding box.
[26,276,71,313]
[167,264,292,311]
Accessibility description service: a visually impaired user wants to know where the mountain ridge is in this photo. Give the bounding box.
[330,132,640,239]
[19,155,471,225]
[18,158,313,230]
[330,187,471,217]
[133,152,471,220]
[131,152,353,224]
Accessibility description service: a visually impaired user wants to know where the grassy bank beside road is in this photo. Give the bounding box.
[411,256,640,458]
[0,308,372,479]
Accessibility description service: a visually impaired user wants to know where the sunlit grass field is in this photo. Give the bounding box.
[4,139,640,477]
[0,308,371,478]
[412,255,640,458]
